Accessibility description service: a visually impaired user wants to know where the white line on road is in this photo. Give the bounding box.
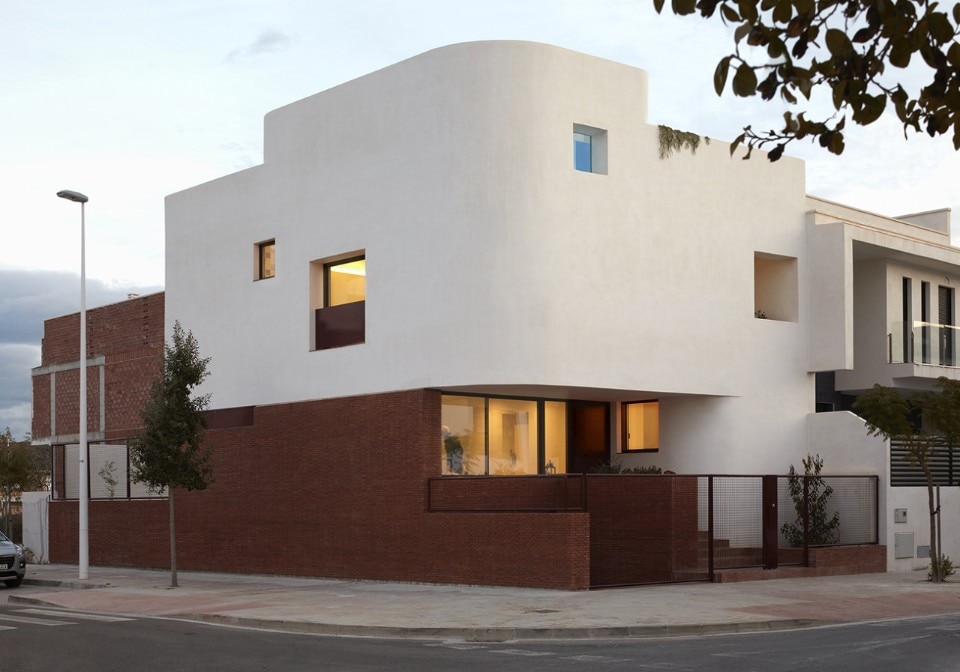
[16,608,133,623]
[0,614,72,626]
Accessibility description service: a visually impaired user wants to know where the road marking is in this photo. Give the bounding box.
[0,614,72,626]
[0,626,14,632]
[424,642,489,650]
[491,649,554,657]
[562,654,632,663]
[16,609,133,623]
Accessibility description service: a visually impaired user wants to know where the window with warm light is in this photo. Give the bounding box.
[256,240,275,280]
[622,401,659,452]
[441,394,568,476]
[326,258,366,306]
[313,255,366,350]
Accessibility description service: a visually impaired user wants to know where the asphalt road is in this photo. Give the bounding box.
[2,597,958,672]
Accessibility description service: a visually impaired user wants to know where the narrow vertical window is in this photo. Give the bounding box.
[574,132,592,172]
[256,240,275,280]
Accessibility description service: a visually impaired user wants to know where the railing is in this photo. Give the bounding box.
[889,321,959,366]
[315,301,365,350]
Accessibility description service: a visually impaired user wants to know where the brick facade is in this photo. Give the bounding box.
[32,293,163,442]
[49,389,592,589]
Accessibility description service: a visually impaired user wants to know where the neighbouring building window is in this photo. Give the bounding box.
[622,400,659,452]
[314,254,366,350]
[573,123,608,174]
[441,394,568,475]
[256,240,275,280]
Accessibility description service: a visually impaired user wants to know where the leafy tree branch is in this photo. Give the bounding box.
[654,0,960,160]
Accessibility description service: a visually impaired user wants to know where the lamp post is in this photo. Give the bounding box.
[56,189,89,581]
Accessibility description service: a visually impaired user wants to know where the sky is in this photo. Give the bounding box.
[2,0,958,440]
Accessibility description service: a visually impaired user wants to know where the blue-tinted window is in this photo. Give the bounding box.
[574,132,592,172]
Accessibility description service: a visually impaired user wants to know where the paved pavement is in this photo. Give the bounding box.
[4,564,960,640]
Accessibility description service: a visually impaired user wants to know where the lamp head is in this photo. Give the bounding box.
[57,190,88,204]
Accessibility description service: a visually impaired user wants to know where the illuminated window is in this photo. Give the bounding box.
[326,257,366,306]
[314,255,365,350]
[441,394,569,476]
[573,123,607,174]
[622,401,659,452]
[256,240,275,280]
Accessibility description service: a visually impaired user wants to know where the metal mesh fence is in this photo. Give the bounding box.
[52,443,164,500]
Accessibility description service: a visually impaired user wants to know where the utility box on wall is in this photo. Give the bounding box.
[894,508,907,523]
[895,532,914,559]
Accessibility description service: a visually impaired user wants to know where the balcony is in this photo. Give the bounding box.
[888,321,959,368]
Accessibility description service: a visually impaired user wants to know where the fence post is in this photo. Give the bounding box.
[708,476,714,582]
[762,475,778,570]
[802,475,810,567]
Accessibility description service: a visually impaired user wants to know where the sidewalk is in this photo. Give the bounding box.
[6,564,960,640]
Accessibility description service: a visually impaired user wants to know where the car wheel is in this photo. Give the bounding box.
[4,578,22,588]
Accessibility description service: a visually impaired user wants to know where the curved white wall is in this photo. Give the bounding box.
[166,41,812,469]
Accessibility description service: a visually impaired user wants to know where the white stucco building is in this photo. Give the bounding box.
[157,41,960,579]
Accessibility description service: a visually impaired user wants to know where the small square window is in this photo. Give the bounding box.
[622,401,659,452]
[573,124,607,174]
[256,240,275,280]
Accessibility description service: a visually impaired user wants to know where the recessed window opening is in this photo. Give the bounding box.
[754,252,798,322]
[573,123,608,174]
[312,254,366,351]
[256,240,275,280]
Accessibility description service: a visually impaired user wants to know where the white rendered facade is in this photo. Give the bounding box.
[166,41,957,572]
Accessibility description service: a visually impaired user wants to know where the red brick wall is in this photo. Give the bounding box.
[33,293,164,441]
[586,475,701,586]
[50,389,591,590]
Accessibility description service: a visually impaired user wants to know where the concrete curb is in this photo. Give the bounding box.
[22,578,111,590]
[7,594,831,641]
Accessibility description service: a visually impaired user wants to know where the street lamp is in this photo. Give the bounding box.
[56,189,89,581]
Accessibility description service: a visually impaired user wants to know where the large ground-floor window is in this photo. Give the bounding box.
[441,394,568,475]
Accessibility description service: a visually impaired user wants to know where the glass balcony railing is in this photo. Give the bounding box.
[889,321,959,367]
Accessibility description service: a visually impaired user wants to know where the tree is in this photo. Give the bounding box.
[653,0,960,161]
[130,322,213,588]
[853,383,945,581]
[0,428,49,539]
[781,453,841,547]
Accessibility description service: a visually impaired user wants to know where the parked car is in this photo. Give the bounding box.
[0,531,26,588]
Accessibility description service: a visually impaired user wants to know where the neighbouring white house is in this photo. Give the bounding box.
[35,41,958,588]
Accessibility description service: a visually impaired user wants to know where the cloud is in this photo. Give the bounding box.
[227,29,294,61]
[0,268,161,440]
[0,268,160,346]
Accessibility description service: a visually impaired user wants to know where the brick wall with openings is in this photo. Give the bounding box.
[49,389,592,589]
[33,293,163,441]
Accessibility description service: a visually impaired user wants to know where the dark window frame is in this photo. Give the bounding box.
[256,239,276,280]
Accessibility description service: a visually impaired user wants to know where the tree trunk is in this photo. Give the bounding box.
[169,488,178,588]
[923,460,940,583]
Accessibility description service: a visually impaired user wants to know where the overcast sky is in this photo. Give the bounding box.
[2,0,958,439]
